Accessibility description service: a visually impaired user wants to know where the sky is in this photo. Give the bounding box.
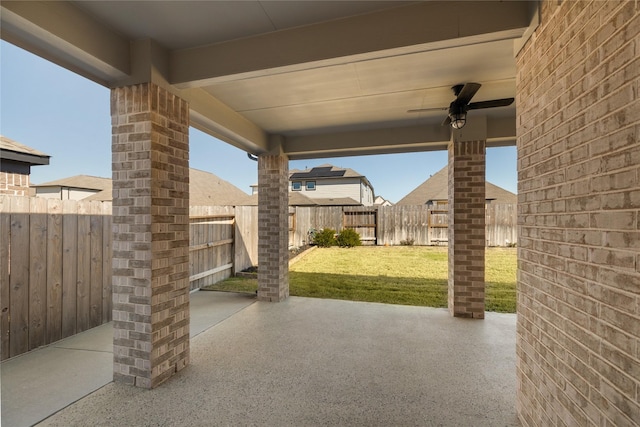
[0,41,517,204]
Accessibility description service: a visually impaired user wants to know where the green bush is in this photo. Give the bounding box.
[313,228,337,247]
[336,228,362,248]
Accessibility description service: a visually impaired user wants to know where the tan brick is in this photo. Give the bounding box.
[257,153,289,302]
[447,139,485,319]
[111,83,190,389]
[516,1,640,425]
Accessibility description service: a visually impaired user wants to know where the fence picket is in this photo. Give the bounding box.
[46,199,63,343]
[76,201,91,333]
[28,197,48,350]
[90,203,103,328]
[9,197,30,357]
[0,196,11,359]
[61,200,78,339]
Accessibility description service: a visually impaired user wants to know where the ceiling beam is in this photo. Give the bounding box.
[171,1,534,88]
[183,88,269,153]
[284,125,450,160]
[283,116,515,160]
[0,1,130,86]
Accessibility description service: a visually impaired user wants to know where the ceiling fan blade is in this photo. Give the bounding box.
[441,115,451,127]
[456,83,481,104]
[467,98,514,110]
[407,107,448,113]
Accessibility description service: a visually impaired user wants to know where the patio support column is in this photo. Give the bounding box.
[447,119,486,319]
[111,83,190,388]
[257,137,289,302]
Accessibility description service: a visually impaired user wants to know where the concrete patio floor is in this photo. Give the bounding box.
[3,292,519,426]
[1,291,257,427]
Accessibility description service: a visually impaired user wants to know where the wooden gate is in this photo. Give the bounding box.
[428,202,448,245]
[189,214,235,290]
[343,207,377,245]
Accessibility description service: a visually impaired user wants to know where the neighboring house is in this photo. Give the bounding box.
[396,166,517,206]
[289,164,375,206]
[35,168,252,206]
[34,175,111,200]
[374,196,393,207]
[0,135,50,196]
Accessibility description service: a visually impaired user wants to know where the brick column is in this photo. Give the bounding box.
[448,139,486,318]
[111,83,190,388]
[257,153,289,302]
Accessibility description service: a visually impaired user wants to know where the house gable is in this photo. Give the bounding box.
[396,165,516,205]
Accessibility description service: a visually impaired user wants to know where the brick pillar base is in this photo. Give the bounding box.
[257,154,289,302]
[111,83,190,388]
[448,139,486,318]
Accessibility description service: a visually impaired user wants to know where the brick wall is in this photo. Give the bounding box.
[257,154,289,302]
[447,139,486,319]
[516,1,640,425]
[111,83,190,388]
[0,171,29,196]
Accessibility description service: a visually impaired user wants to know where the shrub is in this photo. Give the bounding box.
[313,228,337,247]
[400,238,415,246]
[336,228,362,248]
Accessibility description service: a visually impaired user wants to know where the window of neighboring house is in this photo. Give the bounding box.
[306,181,316,191]
[292,181,302,191]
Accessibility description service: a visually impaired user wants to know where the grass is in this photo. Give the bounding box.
[203,246,517,313]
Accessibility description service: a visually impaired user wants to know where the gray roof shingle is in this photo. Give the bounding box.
[0,135,49,157]
[38,169,252,206]
[396,166,516,205]
[35,175,112,191]
[0,135,50,166]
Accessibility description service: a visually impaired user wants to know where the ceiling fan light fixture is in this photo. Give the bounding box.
[408,83,514,130]
[450,111,466,129]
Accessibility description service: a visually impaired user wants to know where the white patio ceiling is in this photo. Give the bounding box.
[1,1,538,159]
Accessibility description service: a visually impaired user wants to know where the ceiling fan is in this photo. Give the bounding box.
[408,83,514,129]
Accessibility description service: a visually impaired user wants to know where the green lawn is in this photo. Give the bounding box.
[204,246,517,313]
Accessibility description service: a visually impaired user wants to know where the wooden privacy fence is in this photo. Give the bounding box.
[289,204,517,247]
[485,203,517,246]
[0,199,257,361]
[0,196,112,361]
[1,197,514,360]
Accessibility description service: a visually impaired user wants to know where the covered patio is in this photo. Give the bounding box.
[2,1,639,425]
[1,0,531,388]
